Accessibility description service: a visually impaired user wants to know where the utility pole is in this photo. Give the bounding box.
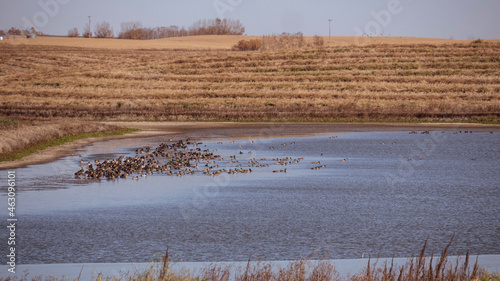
[88,16,91,38]
[328,19,332,43]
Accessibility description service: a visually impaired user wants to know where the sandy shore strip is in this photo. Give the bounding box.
[1,122,499,170]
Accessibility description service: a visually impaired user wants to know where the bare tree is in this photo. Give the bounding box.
[30,27,41,36]
[166,25,179,37]
[94,21,114,38]
[223,18,245,35]
[8,27,21,35]
[179,27,188,37]
[118,21,143,39]
[0,30,5,36]
[116,18,245,40]
[67,27,79,37]
[82,23,92,38]
[189,18,244,36]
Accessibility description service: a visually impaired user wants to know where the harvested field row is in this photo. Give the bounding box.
[1,41,499,122]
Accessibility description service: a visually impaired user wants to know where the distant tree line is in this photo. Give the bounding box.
[68,21,114,38]
[187,18,245,36]
[118,18,245,40]
[64,18,245,39]
[1,27,42,37]
[117,21,189,40]
[2,18,244,39]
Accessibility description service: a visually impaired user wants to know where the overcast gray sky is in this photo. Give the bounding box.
[1,0,499,39]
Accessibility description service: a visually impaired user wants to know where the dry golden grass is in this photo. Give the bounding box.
[0,118,128,161]
[0,35,262,50]
[0,37,499,123]
[1,35,494,50]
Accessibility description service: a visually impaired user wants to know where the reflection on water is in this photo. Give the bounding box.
[1,131,499,264]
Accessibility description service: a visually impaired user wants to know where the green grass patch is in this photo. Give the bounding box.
[0,117,18,127]
[0,128,139,162]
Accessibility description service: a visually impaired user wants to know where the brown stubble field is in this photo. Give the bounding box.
[0,36,499,162]
[1,38,499,123]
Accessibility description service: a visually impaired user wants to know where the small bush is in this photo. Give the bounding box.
[313,35,324,46]
[233,39,262,51]
[67,27,79,37]
[261,32,306,50]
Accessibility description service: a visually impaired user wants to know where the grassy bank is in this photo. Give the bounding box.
[0,118,138,162]
[1,40,499,123]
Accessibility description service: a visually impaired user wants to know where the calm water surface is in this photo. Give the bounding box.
[1,131,499,264]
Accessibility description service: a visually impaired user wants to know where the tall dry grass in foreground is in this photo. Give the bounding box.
[0,41,499,123]
[133,239,495,281]
[2,240,498,281]
[0,118,127,161]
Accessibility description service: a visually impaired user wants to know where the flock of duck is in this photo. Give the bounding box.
[75,138,316,181]
[75,130,482,181]
[75,139,217,180]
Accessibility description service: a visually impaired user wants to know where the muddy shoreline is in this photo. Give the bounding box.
[1,122,498,170]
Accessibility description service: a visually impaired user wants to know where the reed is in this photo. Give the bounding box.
[124,238,492,281]
[1,239,496,281]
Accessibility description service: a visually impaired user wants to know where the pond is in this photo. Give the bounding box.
[1,130,499,265]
